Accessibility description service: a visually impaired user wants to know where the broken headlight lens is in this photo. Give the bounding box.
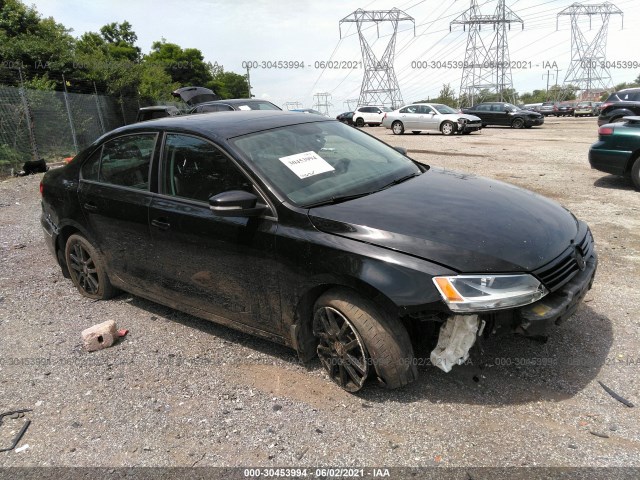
[433,274,548,312]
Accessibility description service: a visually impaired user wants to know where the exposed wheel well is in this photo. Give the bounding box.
[56,226,82,278]
[292,281,400,362]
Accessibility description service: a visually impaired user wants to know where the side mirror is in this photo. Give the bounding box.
[209,190,266,217]
[393,146,408,156]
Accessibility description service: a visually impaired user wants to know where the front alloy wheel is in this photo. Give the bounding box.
[441,121,455,136]
[313,306,369,392]
[512,118,525,129]
[355,117,365,127]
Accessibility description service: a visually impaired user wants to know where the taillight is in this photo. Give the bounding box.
[600,102,612,110]
[553,105,558,111]
[598,126,614,135]
[39,180,44,196]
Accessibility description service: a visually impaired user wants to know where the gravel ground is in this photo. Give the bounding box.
[0,117,639,471]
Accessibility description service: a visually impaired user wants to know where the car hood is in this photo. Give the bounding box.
[308,168,579,272]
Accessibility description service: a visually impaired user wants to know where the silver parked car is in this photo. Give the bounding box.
[382,103,482,136]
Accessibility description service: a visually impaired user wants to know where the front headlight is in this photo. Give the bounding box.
[433,274,548,312]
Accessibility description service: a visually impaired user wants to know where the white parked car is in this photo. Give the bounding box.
[382,103,482,136]
[353,106,394,127]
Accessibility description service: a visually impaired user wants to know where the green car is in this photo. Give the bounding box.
[589,116,640,190]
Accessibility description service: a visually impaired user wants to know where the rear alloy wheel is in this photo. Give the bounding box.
[631,157,640,191]
[313,288,417,392]
[391,121,405,135]
[355,117,365,127]
[65,234,116,300]
[511,118,525,129]
[440,121,456,136]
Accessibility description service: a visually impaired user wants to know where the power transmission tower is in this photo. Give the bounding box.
[344,99,359,111]
[557,2,623,100]
[313,92,332,115]
[451,0,522,106]
[283,101,303,110]
[340,9,415,109]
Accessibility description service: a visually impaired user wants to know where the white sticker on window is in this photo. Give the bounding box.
[279,151,335,179]
[237,105,251,111]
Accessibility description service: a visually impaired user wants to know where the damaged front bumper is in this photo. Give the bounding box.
[515,253,597,337]
[429,252,597,372]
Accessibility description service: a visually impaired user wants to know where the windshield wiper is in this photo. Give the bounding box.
[377,172,421,191]
[304,191,374,208]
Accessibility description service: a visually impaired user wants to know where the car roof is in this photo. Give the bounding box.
[139,106,179,112]
[102,111,333,141]
[199,98,279,106]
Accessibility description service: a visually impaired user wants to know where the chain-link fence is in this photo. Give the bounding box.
[0,68,144,175]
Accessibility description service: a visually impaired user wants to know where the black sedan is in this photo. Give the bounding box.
[41,112,597,392]
[462,102,544,128]
[598,88,640,126]
[336,111,355,125]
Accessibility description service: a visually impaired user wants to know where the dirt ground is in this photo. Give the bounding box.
[0,116,639,473]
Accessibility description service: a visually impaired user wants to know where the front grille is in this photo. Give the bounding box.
[534,230,594,293]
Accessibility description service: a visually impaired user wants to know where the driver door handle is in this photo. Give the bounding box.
[151,218,171,230]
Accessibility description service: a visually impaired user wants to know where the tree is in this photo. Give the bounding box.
[0,0,75,79]
[99,21,140,62]
[146,40,213,87]
[209,70,249,99]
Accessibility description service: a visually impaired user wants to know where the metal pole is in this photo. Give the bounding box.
[62,74,79,154]
[93,81,105,134]
[17,68,39,161]
[120,96,127,125]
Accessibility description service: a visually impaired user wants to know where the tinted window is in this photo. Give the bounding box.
[98,134,156,189]
[198,104,233,113]
[618,91,640,101]
[81,147,102,181]
[491,104,504,112]
[235,101,280,111]
[400,105,418,113]
[163,134,252,203]
[476,105,491,111]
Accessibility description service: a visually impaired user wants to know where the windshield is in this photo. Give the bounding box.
[236,101,280,111]
[231,121,421,207]
[504,103,520,112]
[432,104,458,114]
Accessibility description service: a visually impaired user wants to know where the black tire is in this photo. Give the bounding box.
[511,118,525,129]
[481,123,487,128]
[355,117,365,127]
[313,288,417,392]
[631,157,640,191]
[65,234,116,300]
[440,121,456,136]
[524,125,533,129]
[391,121,404,135]
[411,131,420,135]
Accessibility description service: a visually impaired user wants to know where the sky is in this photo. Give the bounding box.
[30,0,640,115]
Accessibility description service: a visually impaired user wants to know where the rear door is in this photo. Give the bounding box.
[78,133,158,289]
[148,133,282,334]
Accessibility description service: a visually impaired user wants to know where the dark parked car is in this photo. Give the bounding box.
[136,106,180,123]
[557,102,576,117]
[538,101,559,116]
[589,116,640,190]
[189,98,281,113]
[462,102,544,128]
[41,112,597,392]
[598,88,640,126]
[336,111,355,125]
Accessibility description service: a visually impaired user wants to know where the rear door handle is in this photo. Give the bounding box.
[83,202,98,212]
[151,218,171,230]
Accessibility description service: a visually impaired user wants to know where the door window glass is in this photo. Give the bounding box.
[97,134,156,189]
[163,134,252,202]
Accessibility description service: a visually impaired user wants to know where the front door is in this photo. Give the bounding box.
[148,133,282,335]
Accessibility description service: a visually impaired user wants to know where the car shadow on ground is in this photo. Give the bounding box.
[359,304,614,406]
[594,175,636,191]
[126,297,612,406]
